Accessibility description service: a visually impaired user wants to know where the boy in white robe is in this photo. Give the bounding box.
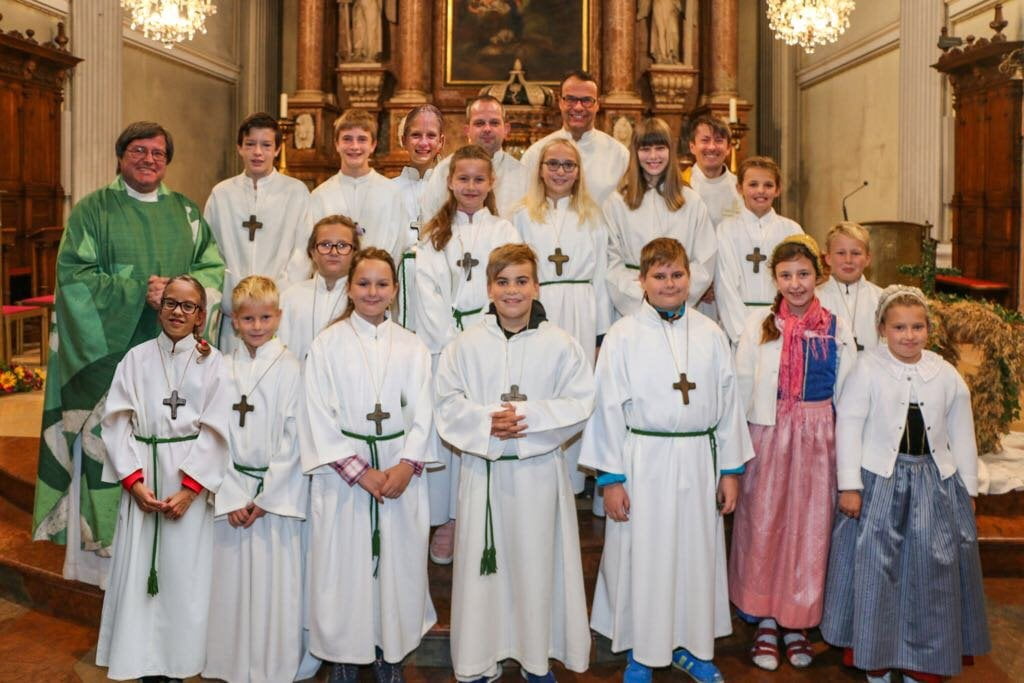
[204,113,311,352]
[278,215,360,362]
[300,248,437,683]
[434,244,594,682]
[605,118,717,317]
[203,276,307,683]
[682,115,741,226]
[96,275,231,682]
[716,156,803,344]
[580,238,754,683]
[421,96,527,220]
[301,110,407,269]
[816,221,883,352]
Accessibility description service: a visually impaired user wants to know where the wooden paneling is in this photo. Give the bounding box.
[0,28,79,302]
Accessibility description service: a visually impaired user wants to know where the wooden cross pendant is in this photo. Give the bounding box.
[548,247,570,276]
[242,214,263,241]
[162,390,186,420]
[500,384,527,402]
[746,247,767,274]
[457,252,479,281]
[233,394,254,427]
[366,402,390,436]
[672,373,697,405]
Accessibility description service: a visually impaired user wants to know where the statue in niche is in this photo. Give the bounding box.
[345,0,397,62]
[295,114,315,150]
[638,0,682,64]
[613,116,634,148]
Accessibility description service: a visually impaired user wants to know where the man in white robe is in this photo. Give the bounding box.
[299,110,406,270]
[434,246,594,681]
[683,115,741,226]
[204,328,308,683]
[205,113,311,351]
[421,96,527,220]
[520,71,630,206]
[580,238,754,680]
[96,332,231,681]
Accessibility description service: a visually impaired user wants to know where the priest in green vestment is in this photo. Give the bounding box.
[32,122,225,584]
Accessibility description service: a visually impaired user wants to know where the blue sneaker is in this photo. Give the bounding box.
[671,649,724,683]
[624,650,653,683]
[466,662,504,683]
[520,669,556,683]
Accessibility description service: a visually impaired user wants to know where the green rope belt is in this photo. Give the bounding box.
[452,306,483,331]
[539,279,592,286]
[341,428,404,577]
[743,301,772,307]
[625,263,640,271]
[627,425,718,473]
[398,252,415,328]
[233,462,269,496]
[132,432,200,596]
[480,454,519,576]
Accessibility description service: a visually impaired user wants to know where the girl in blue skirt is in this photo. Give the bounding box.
[820,285,990,682]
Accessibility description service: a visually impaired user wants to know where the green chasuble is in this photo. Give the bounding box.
[32,177,225,550]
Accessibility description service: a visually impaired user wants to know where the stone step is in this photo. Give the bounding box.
[0,436,38,515]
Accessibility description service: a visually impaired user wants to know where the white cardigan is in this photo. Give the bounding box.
[835,346,978,495]
[734,306,857,426]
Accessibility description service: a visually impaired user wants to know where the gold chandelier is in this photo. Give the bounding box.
[766,0,856,54]
[121,0,217,49]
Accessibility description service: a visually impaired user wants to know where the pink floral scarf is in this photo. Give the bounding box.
[776,296,832,402]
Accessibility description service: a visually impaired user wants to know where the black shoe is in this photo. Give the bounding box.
[373,656,405,683]
[329,662,360,683]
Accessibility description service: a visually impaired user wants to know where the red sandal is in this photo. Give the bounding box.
[750,624,780,671]
[783,630,814,668]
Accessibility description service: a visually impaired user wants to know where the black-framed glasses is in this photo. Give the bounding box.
[161,298,201,314]
[561,95,597,108]
[315,240,355,255]
[542,159,579,173]
[125,145,168,162]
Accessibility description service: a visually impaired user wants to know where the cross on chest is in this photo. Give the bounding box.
[162,390,186,420]
[500,384,527,402]
[366,402,390,436]
[746,247,767,274]
[233,394,254,427]
[457,252,479,281]
[548,247,570,276]
[242,214,263,241]
[672,373,697,405]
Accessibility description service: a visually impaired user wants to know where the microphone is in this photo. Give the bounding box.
[842,180,869,221]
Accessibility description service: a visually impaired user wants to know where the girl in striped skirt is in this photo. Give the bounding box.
[820,285,990,682]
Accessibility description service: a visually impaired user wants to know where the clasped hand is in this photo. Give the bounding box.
[490,402,527,440]
[129,481,197,520]
[359,461,415,503]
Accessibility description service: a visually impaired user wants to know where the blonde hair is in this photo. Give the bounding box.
[421,144,497,251]
[825,221,872,253]
[760,235,825,344]
[737,155,782,187]
[334,248,398,324]
[486,243,538,284]
[523,138,597,225]
[639,237,690,277]
[875,284,929,329]
[333,109,378,142]
[619,117,685,212]
[232,275,279,312]
[399,104,444,142]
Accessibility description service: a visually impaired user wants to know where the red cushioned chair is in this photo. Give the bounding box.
[1,243,49,366]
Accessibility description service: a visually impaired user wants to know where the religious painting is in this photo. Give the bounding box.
[446,0,589,85]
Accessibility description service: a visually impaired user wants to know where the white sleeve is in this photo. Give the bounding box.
[835,361,870,491]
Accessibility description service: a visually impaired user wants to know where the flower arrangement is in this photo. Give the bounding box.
[0,364,46,394]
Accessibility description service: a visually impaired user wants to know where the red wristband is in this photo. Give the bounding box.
[122,469,144,490]
[181,474,203,493]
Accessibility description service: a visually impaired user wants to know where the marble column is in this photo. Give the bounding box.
[296,0,325,95]
[899,0,945,238]
[240,0,281,116]
[602,0,642,105]
[69,0,123,204]
[391,0,431,103]
[757,4,800,217]
[707,0,739,97]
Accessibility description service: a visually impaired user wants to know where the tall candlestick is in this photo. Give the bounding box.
[728,97,738,124]
[279,93,288,118]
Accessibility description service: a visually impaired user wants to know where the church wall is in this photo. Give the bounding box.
[0,1,65,42]
[121,1,241,207]
[798,48,900,243]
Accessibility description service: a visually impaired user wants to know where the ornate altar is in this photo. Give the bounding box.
[283,0,750,182]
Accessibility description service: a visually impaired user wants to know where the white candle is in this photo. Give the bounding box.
[728,97,738,124]
[280,93,288,118]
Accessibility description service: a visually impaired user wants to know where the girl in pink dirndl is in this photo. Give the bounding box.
[729,234,857,672]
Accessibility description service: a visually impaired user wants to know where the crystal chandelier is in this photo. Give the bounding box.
[121,1,217,49]
[766,0,856,54]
